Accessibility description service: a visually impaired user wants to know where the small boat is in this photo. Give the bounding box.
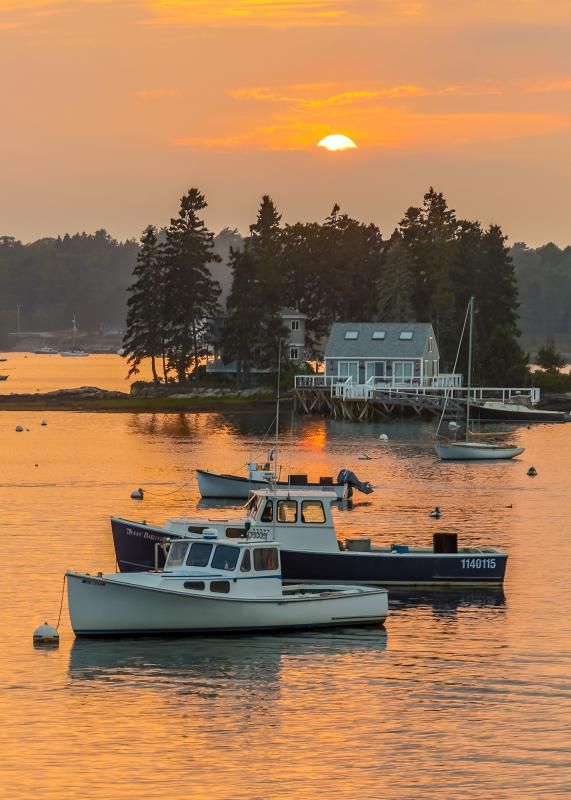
[34,347,58,355]
[468,398,567,423]
[111,487,508,588]
[197,463,372,500]
[433,441,524,460]
[67,531,388,636]
[434,298,525,461]
[59,315,89,357]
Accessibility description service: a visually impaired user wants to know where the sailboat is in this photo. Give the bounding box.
[434,297,525,461]
[59,316,89,357]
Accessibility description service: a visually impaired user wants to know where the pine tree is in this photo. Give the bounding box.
[377,233,415,321]
[122,225,164,383]
[162,189,221,382]
[222,195,287,383]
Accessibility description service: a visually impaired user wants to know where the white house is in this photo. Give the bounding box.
[323,322,441,386]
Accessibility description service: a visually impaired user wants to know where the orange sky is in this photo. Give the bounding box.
[1,0,570,245]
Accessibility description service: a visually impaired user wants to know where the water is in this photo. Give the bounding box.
[1,393,571,796]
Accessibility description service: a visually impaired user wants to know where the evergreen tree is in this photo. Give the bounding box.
[536,337,565,373]
[162,189,221,382]
[222,196,287,383]
[122,225,165,383]
[473,225,528,385]
[377,233,415,321]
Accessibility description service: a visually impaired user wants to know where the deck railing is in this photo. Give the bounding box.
[294,373,540,404]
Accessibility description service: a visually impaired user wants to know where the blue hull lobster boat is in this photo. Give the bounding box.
[111,488,507,589]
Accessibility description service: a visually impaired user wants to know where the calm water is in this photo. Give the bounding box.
[1,363,571,798]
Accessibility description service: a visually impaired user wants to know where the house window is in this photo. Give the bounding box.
[393,361,414,381]
[372,331,386,339]
[289,346,299,360]
[291,319,300,331]
[365,361,386,382]
[428,336,433,353]
[338,361,359,383]
[344,330,359,340]
[399,331,414,340]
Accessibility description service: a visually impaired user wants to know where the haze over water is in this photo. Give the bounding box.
[1,359,570,798]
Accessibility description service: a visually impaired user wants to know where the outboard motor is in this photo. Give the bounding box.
[337,469,374,496]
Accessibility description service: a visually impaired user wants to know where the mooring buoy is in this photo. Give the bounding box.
[33,622,59,646]
[15,425,24,432]
[429,506,443,519]
[527,466,537,477]
[131,488,144,499]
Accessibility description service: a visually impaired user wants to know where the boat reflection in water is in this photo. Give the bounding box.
[68,628,389,688]
[389,588,506,617]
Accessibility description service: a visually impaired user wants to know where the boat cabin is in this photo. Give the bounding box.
[162,531,283,598]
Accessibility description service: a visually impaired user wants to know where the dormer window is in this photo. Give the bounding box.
[291,319,300,331]
[399,331,414,340]
[372,331,386,340]
[344,330,359,340]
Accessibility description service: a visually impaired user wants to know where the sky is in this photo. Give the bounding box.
[1,0,570,246]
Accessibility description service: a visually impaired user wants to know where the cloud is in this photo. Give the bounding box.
[142,0,571,28]
[171,79,571,151]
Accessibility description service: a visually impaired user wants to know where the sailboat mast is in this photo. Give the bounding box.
[466,296,474,439]
[275,338,281,464]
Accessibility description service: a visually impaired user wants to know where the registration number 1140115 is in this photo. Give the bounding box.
[461,557,496,569]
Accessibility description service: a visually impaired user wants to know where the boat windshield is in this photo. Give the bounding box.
[166,541,189,568]
[211,544,240,571]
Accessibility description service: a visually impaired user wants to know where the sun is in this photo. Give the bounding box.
[317,134,357,151]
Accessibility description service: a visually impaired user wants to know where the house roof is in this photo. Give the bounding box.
[280,307,308,319]
[324,322,436,359]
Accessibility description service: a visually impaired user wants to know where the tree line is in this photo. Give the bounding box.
[2,187,568,384]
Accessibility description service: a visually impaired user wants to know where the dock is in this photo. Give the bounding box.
[293,376,539,421]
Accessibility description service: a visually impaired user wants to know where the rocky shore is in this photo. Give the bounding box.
[0,385,279,412]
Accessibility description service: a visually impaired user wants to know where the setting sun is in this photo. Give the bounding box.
[317,134,358,151]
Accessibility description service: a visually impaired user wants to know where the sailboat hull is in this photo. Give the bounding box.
[434,442,524,460]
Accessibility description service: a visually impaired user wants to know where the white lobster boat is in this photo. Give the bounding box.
[67,531,388,636]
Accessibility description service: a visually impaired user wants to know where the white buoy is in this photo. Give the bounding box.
[15,425,24,432]
[429,506,443,519]
[448,421,460,430]
[41,420,47,426]
[378,433,389,441]
[131,488,144,499]
[358,454,372,460]
[33,622,59,646]
[527,466,537,477]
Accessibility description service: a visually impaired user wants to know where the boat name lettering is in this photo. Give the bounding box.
[461,557,496,569]
[248,528,270,540]
[125,527,164,542]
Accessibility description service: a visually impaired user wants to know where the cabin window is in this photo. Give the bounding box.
[166,541,189,568]
[344,330,359,340]
[289,346,299,360]
[254,547,279,571]
[399,331,414,340]
[211,544,240,571]
[291,319,300,331]
[185,542,213,567]
[301,500,326,524]
[240,549,251,572]
[277,500,298,523]
[372,331,386,339]
[184,581,205,591]
[210,581,230,593]
[187,525,206,534]
[261,500,274,522]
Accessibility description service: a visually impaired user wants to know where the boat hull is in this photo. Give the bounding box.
[66,572,387,636]
[280,549,507,588]
[196,469,348,500]
[468,403,566,423]
[434,443,524,460]
[111,518,507,587]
